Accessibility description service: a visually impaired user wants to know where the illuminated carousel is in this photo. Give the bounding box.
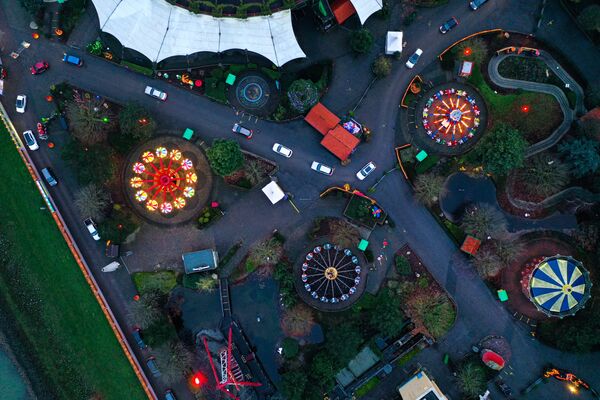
[295,243,367,312]
[124,136,212,225]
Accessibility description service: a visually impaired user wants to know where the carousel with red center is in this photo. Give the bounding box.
[129,146,197,215]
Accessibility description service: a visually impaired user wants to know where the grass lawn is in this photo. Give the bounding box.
[0,122,146,399]
[132,271,177,295]
[468,67,562,143]
[354,376,380,398]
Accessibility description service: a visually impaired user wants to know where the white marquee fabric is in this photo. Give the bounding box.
[350,0,383,25]
[90,0,306,66]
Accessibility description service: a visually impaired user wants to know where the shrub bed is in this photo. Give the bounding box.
[133,271,177,295]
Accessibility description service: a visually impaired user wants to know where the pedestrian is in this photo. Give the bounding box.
[382,239,389,249]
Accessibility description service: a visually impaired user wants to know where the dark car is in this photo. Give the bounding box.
[469,0,489,10]
[439,17,459,34]
[30,61,49,75]
[62,53,83,66]
[132,327,147,349]
[146,357,161,377]
[165,389,177,400]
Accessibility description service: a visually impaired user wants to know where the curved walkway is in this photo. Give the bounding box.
[488,50,585,157]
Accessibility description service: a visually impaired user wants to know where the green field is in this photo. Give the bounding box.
[0,121,146,399]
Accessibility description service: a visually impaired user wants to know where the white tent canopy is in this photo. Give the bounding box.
[90,0,306,66]
[350,0,383,25]
[385,31,403,55]
[262,181,286,204]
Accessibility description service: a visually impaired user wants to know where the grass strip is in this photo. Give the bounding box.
[0,121,146,400]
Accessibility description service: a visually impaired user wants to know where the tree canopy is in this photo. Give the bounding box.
[414,173,446,206]
[519,154,569,197]
[287,79,319,113]
[372,56,392,78]
[558,137,600,178]
[472,124,527,175]
[206,139,244,176]
[577,5,600,32]
[62,140,116,185]
[454,37,488,65]
[350,29,374,54]
[369,288,406,338]
[112,102,156,153]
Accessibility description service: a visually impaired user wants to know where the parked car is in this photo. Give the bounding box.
[30,61,49,75]
[165,390,177,400]
[311,161,334,176]
[22,130,38,151]
[132,327,147,350]
[146,357,161,377]
[272,143,292,158]
[62,53,83,66]
[144,86,167,101]
[356,161,376,180]
[83,218,100,241]
[232,123,253,139]
[15,94,26,113]
[405,49,423,69]
[469,0,489,10]
[41,167,57,187]
[439,17,459,34]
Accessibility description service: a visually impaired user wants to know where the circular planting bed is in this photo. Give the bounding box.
[124,136,212,225]
[228,71,279,117]
[294,243,367,312]
[414,83,487,156]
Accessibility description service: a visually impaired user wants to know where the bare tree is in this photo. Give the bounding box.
[66,91,116,145]
[248,238,283,266]
[154,340,195,385]
[473,248,503,278]
[493,237,524,266]
[414,173,447,206]
[129,291,162,329]
[74,184,111,220]
[281,304,315,337]
[195,275,218,292]
[461,203,507,239]
[329,219,360,248]
[519,155,569,197]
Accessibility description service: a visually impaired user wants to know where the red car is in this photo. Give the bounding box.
[30,61,49,75]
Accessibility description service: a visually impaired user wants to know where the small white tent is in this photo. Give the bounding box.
[262,181,286,205]
[385,31,403,55]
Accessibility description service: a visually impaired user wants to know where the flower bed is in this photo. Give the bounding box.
[343,195,387,229]
[197,205,224,229]
[224,152,277,189]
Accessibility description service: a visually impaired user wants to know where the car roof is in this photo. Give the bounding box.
[415,48,423,55]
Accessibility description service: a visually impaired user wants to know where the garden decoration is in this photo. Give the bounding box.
[422,88,480,147]
[235,75,271,110]
[301,244,362,305]
[527,255,591,318]
[128,146,198,215]
[371,205,382,218]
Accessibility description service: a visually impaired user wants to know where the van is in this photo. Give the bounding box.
[41,168,57,186]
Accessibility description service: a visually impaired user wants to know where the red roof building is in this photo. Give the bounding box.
[460,235,481,256]
[320,125,360,161]
[332,0,357,24]
[304,102,340,135]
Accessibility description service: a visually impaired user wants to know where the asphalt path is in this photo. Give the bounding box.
[3,0,598,399]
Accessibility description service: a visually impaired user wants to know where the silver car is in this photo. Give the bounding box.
[144,86,167,101]
[311,161,334,176]
[356,161,376,180]
[272,143,293,158]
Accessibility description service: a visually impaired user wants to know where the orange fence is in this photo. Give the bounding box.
[400,75,423,108]
[0,103,157,400]
[438,29,503,60]
[394,144,412,181]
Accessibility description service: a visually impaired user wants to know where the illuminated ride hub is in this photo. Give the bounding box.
[422,88,481,147]
[129,146,197,215]
[527,255,592,318]
[301,244,362,307]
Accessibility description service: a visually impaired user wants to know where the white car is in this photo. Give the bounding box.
[22,130,39,151]
[144,86,167,101]
[405,49,423,69]
[311,161,334,176]
[84,218,101,241]
[272,143,293,158]
[16,95,27,113]
[356,161,376,180]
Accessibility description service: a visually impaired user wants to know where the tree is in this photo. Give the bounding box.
[325,322,363,367]
[585,82,600,109]
[129,291,163,329]
[281,304,315,337]
[195,275,218,292]
[454,37,488,64]
[457,362,488,398]
[66,91,116,145]
[578,117,600,140]
[281,370,307,400]
[329,219,360,248]
[472,124,527,175]
[112,102,156,153]
[473,248,503,278]
[62,140,116,185]
[519,154,569,197]
[206,139,244,176]
[74,184,111,220]
[154,341,194,385]
[248,238,283,266]
[372,56,392,78]
[577,5,600,32]
[350,29,373,54]
[461,203,507,239]
[493,238,523,266]
[370,288,406,337]
[287,79,319,113]
[414,173,447,206]
[309,351,336,389]
[558,138,600,178]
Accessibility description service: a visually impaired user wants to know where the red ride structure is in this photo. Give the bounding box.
[201,326,261,399]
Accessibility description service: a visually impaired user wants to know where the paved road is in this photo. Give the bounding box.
[1,0,598,399]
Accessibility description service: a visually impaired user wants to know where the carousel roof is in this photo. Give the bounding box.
[529,256,591,318]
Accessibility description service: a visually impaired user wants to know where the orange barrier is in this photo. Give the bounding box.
[0,103,157,400]
[438,29,503,60]
[394,144,412,181]
[400,75,423,108]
